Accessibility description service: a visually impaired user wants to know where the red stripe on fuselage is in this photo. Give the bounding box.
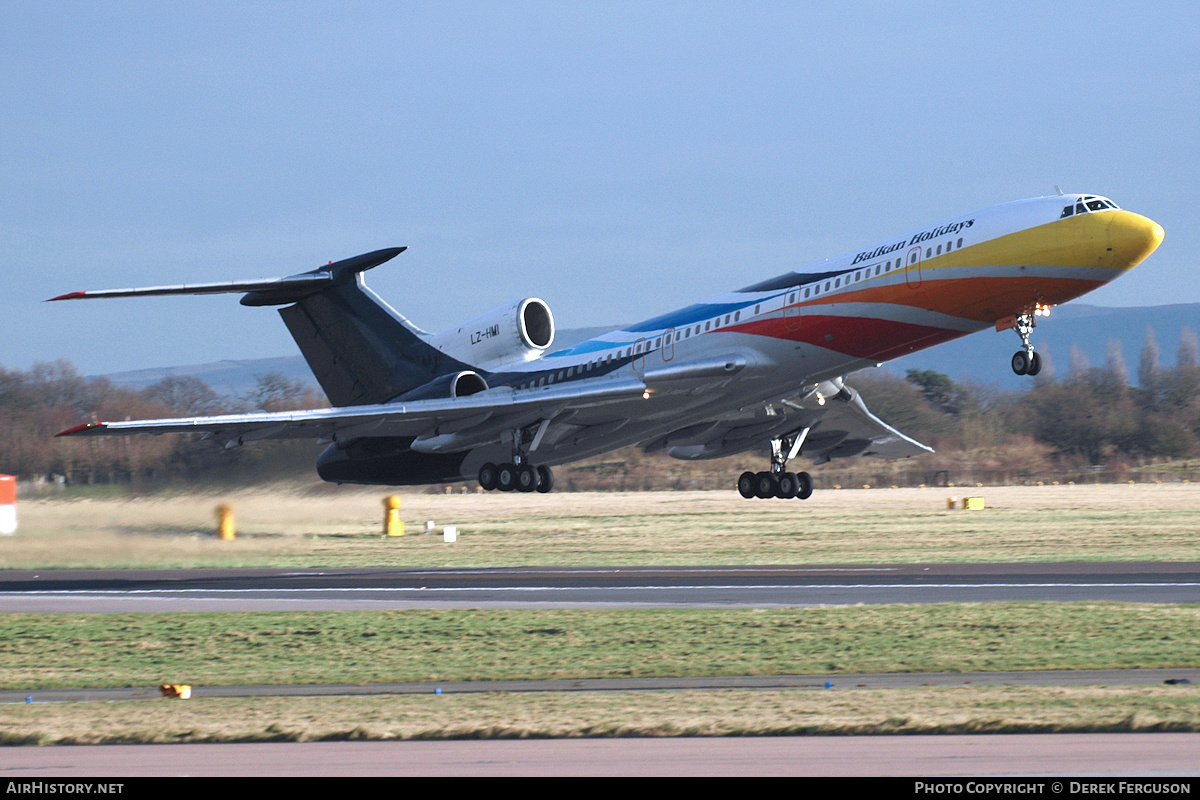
[728,314,969,361]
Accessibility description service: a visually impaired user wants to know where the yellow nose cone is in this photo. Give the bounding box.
[1107,210,1164,269]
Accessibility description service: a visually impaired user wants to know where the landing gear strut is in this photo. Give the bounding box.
[478,426,555,493]
[738,429,814,500]
[1010,313,1043,377]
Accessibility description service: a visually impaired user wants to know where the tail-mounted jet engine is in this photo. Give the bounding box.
[397,370,488,401]
[424,298,554,370]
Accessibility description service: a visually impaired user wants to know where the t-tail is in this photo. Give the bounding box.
[50,248,474,406]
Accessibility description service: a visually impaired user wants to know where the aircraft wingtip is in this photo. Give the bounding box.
[56,421,106,436]
[47,291,88,302]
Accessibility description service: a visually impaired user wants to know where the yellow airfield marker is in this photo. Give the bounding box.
[384,496,404,537]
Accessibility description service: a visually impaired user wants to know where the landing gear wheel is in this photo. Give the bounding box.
[776,472,800,499]
[1027,351,1042,376]
[478,462,498,492]
[1011,350,1031,376]
[536,465,555,493]
[797,471,814,500]
[496,463,518,492]
[515,463,538,492]
[754,471,778,499]
[737,471,757,499]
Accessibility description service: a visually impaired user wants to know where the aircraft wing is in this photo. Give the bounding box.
[649,378,933,463]
[58,376,650,450]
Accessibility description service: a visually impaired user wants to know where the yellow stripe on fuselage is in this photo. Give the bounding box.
[796,209,1163,325]
[925,209,1164,273]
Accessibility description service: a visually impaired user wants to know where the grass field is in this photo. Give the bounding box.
[3,604,1199,690]
[4,686,1199,745]
[5,483,1200,568]
[2,603,1199,743]
[4,484,1198,743]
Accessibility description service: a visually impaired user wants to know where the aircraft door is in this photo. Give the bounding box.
[633,337,647,371]
[906,247,923,289]
[783,287,802,332]
[662,328,675,362]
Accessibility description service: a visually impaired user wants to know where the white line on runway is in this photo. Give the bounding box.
[4,581,1200,597]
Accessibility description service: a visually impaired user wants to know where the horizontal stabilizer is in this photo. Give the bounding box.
[47,247,405,306]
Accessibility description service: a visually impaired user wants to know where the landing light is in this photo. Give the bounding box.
[1033,303,1053,318]
[642,390,651,400]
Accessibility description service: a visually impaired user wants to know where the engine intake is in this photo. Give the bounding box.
[396,370,489,401]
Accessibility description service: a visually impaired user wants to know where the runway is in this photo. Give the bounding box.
[1,562,1197,611]
[3,735,1199,776]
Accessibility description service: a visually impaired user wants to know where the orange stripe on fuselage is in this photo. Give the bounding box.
[794,275,1105,324]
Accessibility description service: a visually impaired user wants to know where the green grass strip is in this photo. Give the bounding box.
[2,603,1197,690]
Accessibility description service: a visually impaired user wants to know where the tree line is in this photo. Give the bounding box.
[2,326,1197,489]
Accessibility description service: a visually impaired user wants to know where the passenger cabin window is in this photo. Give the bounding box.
[936,245,942,255]
[734,311,740,321]
[957,238,963,248]
[724,314,731,324]
[875,265,881,275]
[804,288,810,298]
[824,281,831,291]
[755,304,761,314]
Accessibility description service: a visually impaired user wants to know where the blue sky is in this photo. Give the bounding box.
[4,2,1197,374]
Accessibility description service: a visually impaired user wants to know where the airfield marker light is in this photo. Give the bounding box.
[384,496,404,537]
[425,520,436,535]
[444,525,457,543]
[215,504,234,541]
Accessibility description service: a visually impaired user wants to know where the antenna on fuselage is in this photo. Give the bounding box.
[1054,185,1064,197]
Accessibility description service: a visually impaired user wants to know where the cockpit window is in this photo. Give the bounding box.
[1061,205,1074,218]
[1086,200,1108,212]
[1076,203,1086,214]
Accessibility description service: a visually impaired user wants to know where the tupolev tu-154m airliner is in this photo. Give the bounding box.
[52,194,1164,499]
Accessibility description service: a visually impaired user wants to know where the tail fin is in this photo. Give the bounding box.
[274,260,473,406]
[51,248,472,407]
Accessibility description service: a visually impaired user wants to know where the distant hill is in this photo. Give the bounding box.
[99,306,1199,396]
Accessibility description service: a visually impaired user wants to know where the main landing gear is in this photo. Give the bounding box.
[1010,312,1043,377]
[478,460,554,493]
[737,430,814,500]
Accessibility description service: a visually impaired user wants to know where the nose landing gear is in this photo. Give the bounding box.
[1009,312,1043,377]
[737,428,814,500]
